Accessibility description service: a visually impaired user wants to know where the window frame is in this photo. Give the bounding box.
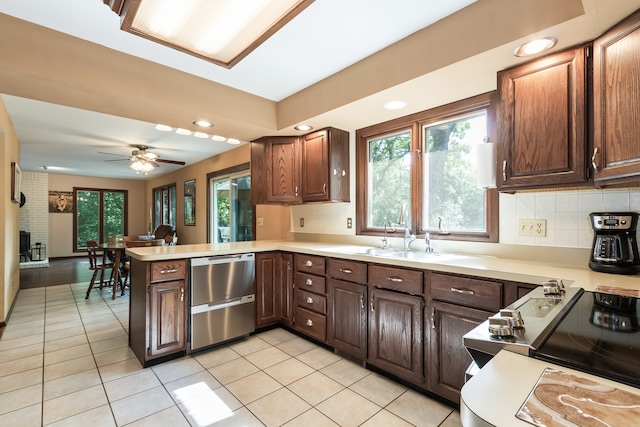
[356,92,498,243]
[152,183,177,230]
[73,187,128,252]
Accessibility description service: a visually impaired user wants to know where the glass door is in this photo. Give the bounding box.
[211,171,252,243]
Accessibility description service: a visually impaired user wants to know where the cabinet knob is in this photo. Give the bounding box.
[360,293,365,309]
[305,260,313,267]
[305,278,313,286]
[333,168,337,176]
[342,170,346,177]
[323,183,327,194]
[306,319,313,327]
[306,296,314,304]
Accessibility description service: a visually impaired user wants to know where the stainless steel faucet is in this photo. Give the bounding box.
[425,232,433,253]
[381,217,392,249]
[399,204,416,251]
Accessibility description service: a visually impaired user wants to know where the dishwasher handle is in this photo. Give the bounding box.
[190,253,255,266]
[191,294,255,314]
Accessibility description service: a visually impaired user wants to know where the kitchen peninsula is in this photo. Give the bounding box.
[125,240,640,414]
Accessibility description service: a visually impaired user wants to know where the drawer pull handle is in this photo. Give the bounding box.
[305,278,313,286]
[180,287,184,302]
[451,287,474,295]
[160,268,178,274]
[370,296,375,312]
[360,293,365,309]
[339,268,352,274]
[305,260,313,267]
[502,160,507,182]
[306,319,313,327]
[387,277,403,283]
[306,296,314,304]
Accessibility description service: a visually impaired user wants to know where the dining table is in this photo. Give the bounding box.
[100,238,164,299]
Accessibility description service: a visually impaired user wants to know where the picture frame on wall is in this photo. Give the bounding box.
[11,162,21,204]
[48,191,74,213]
[184,179,196,226]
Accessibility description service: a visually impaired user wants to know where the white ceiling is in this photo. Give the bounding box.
[2,0,640,179]
[1,0,476,179]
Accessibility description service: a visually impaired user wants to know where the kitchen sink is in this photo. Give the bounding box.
[380,251,463,262]
[331,246,397,256]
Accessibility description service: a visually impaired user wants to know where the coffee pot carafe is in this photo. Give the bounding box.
[589,212,640,275]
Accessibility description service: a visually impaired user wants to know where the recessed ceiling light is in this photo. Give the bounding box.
[514,37,558,57]
[227,138,240,145]
[155,124,172,132]
[194,132,209,138]
[384,100,407,110]
[193,120,214,127]
[294,124,313,131]
[212,135,227,142]
[176,128,192,136]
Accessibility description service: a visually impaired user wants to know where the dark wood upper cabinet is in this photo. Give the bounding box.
[251,136,301,205]
[497,45,590,191]
[301,127,350,202]
[592,9,640,185]
[251,127,349,205]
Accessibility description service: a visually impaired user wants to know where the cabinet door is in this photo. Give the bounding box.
[497,45,588,190]
[368,288,423,385]
[255,252,280,327]
[148,280,186,358]
[427,300,489,403]
[593,10,640,184]
[279,253,294,327]
[301,129,329,202]
[329,279,367,359]
[266,137,300,203]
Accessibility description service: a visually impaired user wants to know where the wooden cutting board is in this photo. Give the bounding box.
[516,368,640,426]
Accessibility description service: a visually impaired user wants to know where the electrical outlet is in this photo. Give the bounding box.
[300,218,304,227]
[256,217,264,226]
[347,218,352,229]
[518,219,547,237]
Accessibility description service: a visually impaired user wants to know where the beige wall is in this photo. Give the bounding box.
[0,97,21,323]
[47,175,147,258]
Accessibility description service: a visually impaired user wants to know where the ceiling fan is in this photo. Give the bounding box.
[99,145,185,174]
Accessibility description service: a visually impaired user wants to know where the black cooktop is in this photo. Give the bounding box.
[532,291,640,389]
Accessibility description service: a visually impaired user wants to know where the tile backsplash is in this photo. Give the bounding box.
[499,188,640,248]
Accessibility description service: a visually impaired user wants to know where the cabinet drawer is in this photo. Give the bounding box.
[151,259,187,282]
[295,307,327,342]
[328,258,367,284]
[294,254,326,275]
[296,289,326,314]
[369,265,423,295]
[295,272,326,294]
[430,273,502,312]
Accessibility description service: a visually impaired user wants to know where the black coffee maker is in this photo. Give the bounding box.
[589,212,640,275]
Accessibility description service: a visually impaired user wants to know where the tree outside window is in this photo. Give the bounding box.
[74,188,127,250]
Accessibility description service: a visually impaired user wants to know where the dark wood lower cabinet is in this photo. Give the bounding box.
[255,252,280,327]
[148,280,186,358]
[368,288,424,385]
[427,300,490,402]
[329,278,367,359]
[279,253,294,327]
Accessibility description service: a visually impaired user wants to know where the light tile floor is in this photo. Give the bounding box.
[0,283,462,426]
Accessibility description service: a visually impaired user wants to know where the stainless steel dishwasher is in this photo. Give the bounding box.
[189,253,255,352]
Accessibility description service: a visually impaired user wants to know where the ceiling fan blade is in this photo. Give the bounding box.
[104,159,129,162]
[98,151,128,157]
[156,158,186,165]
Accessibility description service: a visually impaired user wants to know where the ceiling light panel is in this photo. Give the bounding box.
[120,0,315,68]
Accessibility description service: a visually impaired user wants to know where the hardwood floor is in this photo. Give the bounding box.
[20,257,95,289]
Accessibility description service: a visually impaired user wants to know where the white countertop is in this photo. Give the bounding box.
[126,240,640,293]
[460,350,640,427]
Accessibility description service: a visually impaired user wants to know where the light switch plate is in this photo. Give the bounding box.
[518,219,546,237]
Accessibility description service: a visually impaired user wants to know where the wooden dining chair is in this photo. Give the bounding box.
[85,240,115,299]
